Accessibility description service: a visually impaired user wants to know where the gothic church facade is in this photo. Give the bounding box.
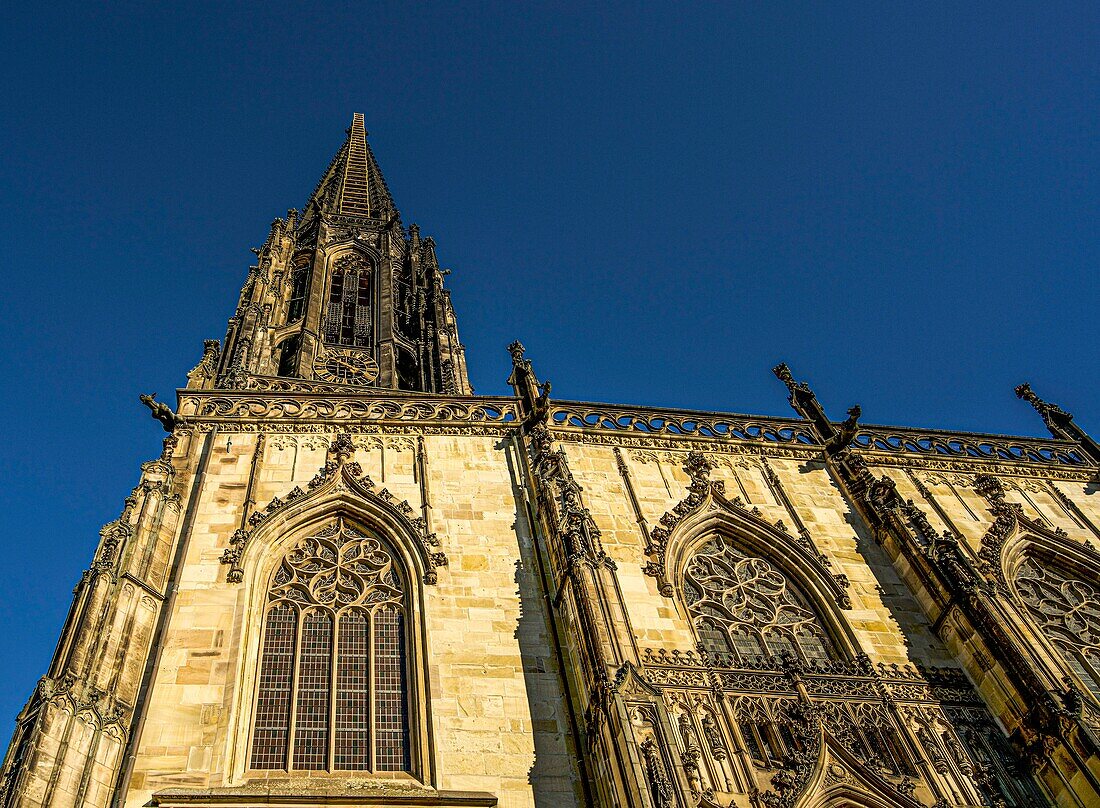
[3,114,1100,808]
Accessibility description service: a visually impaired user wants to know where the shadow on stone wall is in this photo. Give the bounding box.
[499,438,589,808]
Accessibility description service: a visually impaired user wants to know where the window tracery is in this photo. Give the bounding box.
[1016,556,1100,698]
[322,253,372,348]
[249,517,410,773]
[684,536,835,665]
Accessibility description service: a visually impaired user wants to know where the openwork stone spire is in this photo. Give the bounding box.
[201,113,472,395]
[301,112,397,223]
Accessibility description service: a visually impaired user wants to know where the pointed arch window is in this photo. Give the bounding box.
[322,253,373,348]
[249,517,411,773]
[276,335,302,378]
[1016,556,1100,699]
[683,536,836,665]
[286,264,310,323]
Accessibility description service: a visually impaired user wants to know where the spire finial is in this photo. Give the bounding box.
[507,341,550,429]
[301,113,397,221]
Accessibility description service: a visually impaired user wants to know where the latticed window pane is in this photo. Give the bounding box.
[374,605,410,771]
[322,254,372,348]
[684,536,836,664]
[739,722,765,764]
[250,604,297,769]
[798,628,832,662]
[1016,557,1100,698]
[293,610,332,770]
[248,518,409,774]
[335,610,371,769]
[730,627,765,665]
[764,630,797,661]
[697,618,731,657]
[277,335,302,378]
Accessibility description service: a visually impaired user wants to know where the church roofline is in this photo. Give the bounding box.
[174,386,1094,470]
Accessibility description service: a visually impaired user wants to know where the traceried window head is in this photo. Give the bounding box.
[322,253,373,348]
[250,517,411,773]
[1016,556,1100,699]
[683,536,835,665]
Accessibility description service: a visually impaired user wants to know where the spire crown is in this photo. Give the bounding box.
[303,113,397,223]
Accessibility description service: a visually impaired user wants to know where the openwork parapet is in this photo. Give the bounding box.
[852,424,1091,467]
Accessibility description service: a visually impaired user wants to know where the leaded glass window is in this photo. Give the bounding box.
[684,536,836,664]
[322,253,372,348]
[1016,556,1100,699]
[249,517,411,772]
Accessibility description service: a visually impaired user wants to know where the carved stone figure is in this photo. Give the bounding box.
[139,393,180,432]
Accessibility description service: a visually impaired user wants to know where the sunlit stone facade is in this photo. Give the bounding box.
[3,115,1100,808]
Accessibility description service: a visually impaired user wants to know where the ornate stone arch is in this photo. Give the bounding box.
[673,521,858,664]
[648,457,858,662]
[318,246,381,349]
[221,451,446,587]
[221,450,442,784]
[1000,522,1100,702]
[793,734,926,808]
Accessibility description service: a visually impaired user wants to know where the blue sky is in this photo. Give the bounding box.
[0,2,1096,720]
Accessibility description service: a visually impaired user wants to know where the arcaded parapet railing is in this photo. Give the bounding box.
[850,423,1092,467]
[175,387,1094,469]
[176,388,519,428]
[547,399,1094,469]
[548,400,819,445]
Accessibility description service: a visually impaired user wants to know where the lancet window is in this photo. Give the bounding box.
[322,253,372,348]
[249,517,411,773]
[1016,556,1100,699]
[683,536,835,665]
[286,264,310,323]
[275,335,301,378]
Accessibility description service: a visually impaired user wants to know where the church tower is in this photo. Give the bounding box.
[5,113,1100,808]
[208,112,471,395]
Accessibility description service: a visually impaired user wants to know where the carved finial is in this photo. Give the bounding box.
[507,340,550,429]
[771,362,837,444]
[187,340,221,387]
[1017,382,1100,464]
[328,432,355,464]
[826,404,862,455]
[1016,381,1074,428]
[684,451,715,493]
[1015,382,1042,408]
[973,474,1006,503]
[772,362,797,392]
[139,393,180,433]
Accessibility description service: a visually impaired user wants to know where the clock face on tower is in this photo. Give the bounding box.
[313,348,379,386]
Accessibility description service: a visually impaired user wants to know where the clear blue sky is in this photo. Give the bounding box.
[0,3,1096,721]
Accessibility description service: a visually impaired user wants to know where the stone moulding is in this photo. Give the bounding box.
[638,648,983,705]
[150,784,498,807]
[219,458,446,585]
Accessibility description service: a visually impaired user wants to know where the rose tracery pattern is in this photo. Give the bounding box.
[684,536,834,664]
[270,520,403,610]
[1016,557,1100,698]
